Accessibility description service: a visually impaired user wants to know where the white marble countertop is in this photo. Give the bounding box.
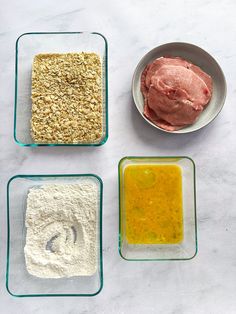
[0,0,236,313]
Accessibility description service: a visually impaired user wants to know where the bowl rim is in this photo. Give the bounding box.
[132,41,227,134]
[118,156,198,261]
[14,31,108,147]
[6,173,103,297]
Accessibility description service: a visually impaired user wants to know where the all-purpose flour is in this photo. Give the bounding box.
[24,181,98,278]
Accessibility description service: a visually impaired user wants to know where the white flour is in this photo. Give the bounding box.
[24,181,99,278]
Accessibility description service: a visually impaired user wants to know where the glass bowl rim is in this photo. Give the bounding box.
[6,173,103,297]
[14,31,108,147]
[118,156,198,261]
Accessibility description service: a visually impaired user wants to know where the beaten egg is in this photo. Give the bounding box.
[124,164,183,244]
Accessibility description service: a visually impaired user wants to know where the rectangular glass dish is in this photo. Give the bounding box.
[6,174,103,297]
[14,32,108,146]
[118,157,197,261]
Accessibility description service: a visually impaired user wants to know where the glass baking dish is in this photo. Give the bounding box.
[14,32,108,146]
[6,174,103,297]
[118,156,197,261]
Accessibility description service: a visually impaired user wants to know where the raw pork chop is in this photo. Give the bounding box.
[140,56,213,131]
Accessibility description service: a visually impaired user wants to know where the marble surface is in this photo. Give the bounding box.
[0,0,236,313]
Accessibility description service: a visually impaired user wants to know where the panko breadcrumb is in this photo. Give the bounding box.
[31,52,103,144]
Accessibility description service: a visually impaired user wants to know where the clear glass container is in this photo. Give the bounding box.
[14,32,108,146]
[118,157,197,261]
[6,174,103,297]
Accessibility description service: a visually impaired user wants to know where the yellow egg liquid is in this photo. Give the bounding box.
[124,164,183,244]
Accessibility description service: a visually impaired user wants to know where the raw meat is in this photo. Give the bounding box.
[140,56,213,131]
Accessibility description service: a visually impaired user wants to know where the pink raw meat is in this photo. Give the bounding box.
[143,56,212,91]
[140,56,213,131]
